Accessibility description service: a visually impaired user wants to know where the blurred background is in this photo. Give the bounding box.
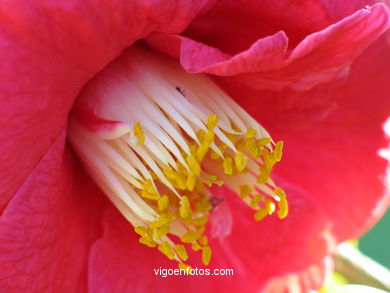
[360,208,390,269]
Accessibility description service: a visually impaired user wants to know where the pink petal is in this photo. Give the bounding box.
[262,257,330,293]
[147,4,389,90]
[89,185,331,292]
[220,34,390,241]
[0,0,214,211]
[271,36,390,240]
[0,127,106,292]
[183,0,332,53]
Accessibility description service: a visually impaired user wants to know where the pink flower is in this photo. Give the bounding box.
[0,1,389,292]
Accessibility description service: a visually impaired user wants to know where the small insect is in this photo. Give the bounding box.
[175,86,185,96]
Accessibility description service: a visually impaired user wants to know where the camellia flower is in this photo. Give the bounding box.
[0,1,389,292]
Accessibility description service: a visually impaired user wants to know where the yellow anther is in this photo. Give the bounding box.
[179,196,191,219]
[278,199,288,219]
[193,216,208,226]
[234,151,248,172]
[181,230,200,243]
[133,122,145,145]
[198,235,208,246]
[223,156,234,175]
[250,194,265,209]
[246,128,257,139]
[204,130,215,143]
[142,179,156,193]
[257,166,271,184]
[152,225,169,241]
[139,237,157,248]
[261,148,275,169]
[256,137,271,148]
[201,246,212,266]
[175,173,187,190]
[178,262,192,273]
[178,262,192,274]
[207,114,219,130]
[246,138,259,157]
[134,226,152,241]
[264,199,276,214]
[141,190,160,200]
[158,195,169,211]
[239,185,252,199]
[254,209,268,221]
[191,242,202,251]
[195,198,212,213]
[186,174,196,191]
[149,215,168,229]
[197,129,206,142]
[187,144,196,157]
[196,225,205,235]
[274,188,288,219]
[174,244,189,261]
[158,241,175,260]
[273,141,284,162]
[196,145,208,162]
[186,155,201,176]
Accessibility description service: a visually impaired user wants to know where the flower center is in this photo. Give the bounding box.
[68,46,288,269]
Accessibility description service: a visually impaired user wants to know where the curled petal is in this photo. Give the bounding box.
[147,4,390,90]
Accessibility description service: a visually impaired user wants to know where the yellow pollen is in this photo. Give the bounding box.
[191,242,202,251]
[198,235,208,246]
[274,141,284,162]
[264,199,276,215]
[158,195,169,211]
[234,151,248,172]
[223,156,234,175]
[274,188,289,219]
[207,113,219,130]
[134,226,152,241]
[178,263,193,274]
[193,216,208,226]
[68,47,289,269]
[139,237,157,247]
[246,128,257,139]
[186,155,201,176]
[142,179,156,193]
[256,137,271,147]
[181,230,200,243]
[133,122,145,145]
[246,138,259,158]
[239,185,252,199]
[261,148,275,169]
[149,214,169,229]
[152,226,169,241]
[179,196,191,219]
[141,190,160,200]
[186,174,196,191]
[201,246,212,266]
[174,244,189,261]
[257,166,271,184]
[158,241,175,260]
[250,194,265,209]
[254,209,268,221]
